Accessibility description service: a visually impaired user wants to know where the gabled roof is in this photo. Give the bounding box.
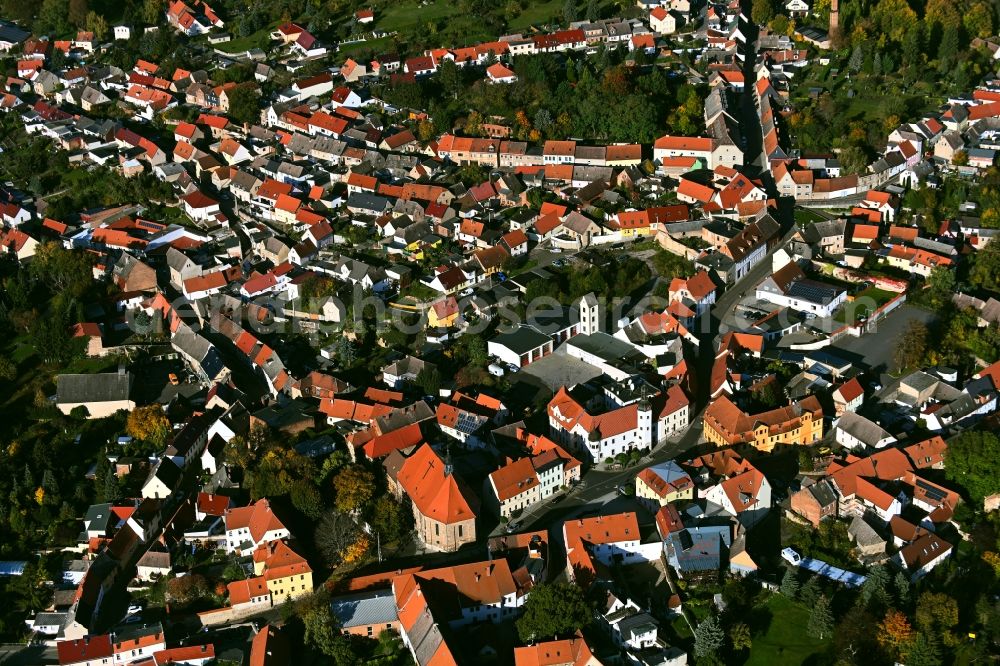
[396,443,477,525]
[834,377,864,404]
[490,456,539,501]
[224,499,287,543]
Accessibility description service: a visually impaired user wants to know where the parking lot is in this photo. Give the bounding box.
[831,304,937,374]
[514,347,604,392]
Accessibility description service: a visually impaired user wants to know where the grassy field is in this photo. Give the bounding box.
[507,0,565,31]
[374,0,619,41]
[746,595,830,665]
[376,0,463,32]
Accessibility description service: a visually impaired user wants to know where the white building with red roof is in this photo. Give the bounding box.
[832,377,865,416]
[486,62,517,84]
[224,499,289,554]
[487,442,581,518]
[563,512,662,584]
[547,383,690,462]
[667,269,717,315]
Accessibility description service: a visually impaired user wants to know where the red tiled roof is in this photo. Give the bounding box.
[58,635,114,664]
[228,576,269,605]
[396,443,477,524]
[224,498,287,544]
[490,457,539,501]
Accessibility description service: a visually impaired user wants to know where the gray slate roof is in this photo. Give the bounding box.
[330,590,398,629]
[56,372,133,404]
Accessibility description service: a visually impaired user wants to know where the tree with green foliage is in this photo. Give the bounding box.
[142,0,162,24]
[466,336,488,367]
[849,45,864,72]
[729,622,752,652]
[780,567,799,598]
[861,564,891,608]
[838,145,869,175]
[298,590,351,659]
[925,266,956,307]
[937,25,960,64]
[905,633,942,666]
[969,240,1000,292]
[915,591,959,639]
[693,614,725,659]
[31,243,92,296]
[225,85,261,125]
[290,479,323,520]
[563,0,577,23]
[751,0,774,24]
[799,576,821,608]
[103,473,121,503]
[964,2,994,39]
[372,495,411,542]
[808,594,834,639]
[893,570,910,605]
[247,447,316,501]
[902,25,923,67]
[893,320,927,372]
[945,430,1000,503]
[415,366,442,396]
[37,0,70,35]
[515,583,591,641]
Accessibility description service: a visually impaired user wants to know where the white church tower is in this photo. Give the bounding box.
[577,292,604,335]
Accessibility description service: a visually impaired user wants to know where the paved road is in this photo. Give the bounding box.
[0,644,57,665]
[519,421,707,578]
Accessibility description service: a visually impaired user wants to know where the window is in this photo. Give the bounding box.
[458,525,463,537]
[435,523,440,536]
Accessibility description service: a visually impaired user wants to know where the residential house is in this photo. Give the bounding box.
[789,478,838,527]
[224,499,290,555]
[634,461,695,510]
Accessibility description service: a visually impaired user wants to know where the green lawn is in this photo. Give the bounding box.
[835,286,898,324]
[794,207,827,225]
[376,0,464,32]
[338,36,394,57]
[746,595,830,665]
[507,0,565,31]
[215,24,277,53]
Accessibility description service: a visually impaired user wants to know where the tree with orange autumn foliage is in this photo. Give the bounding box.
[341,535,370,564]
[877,609,914,659]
